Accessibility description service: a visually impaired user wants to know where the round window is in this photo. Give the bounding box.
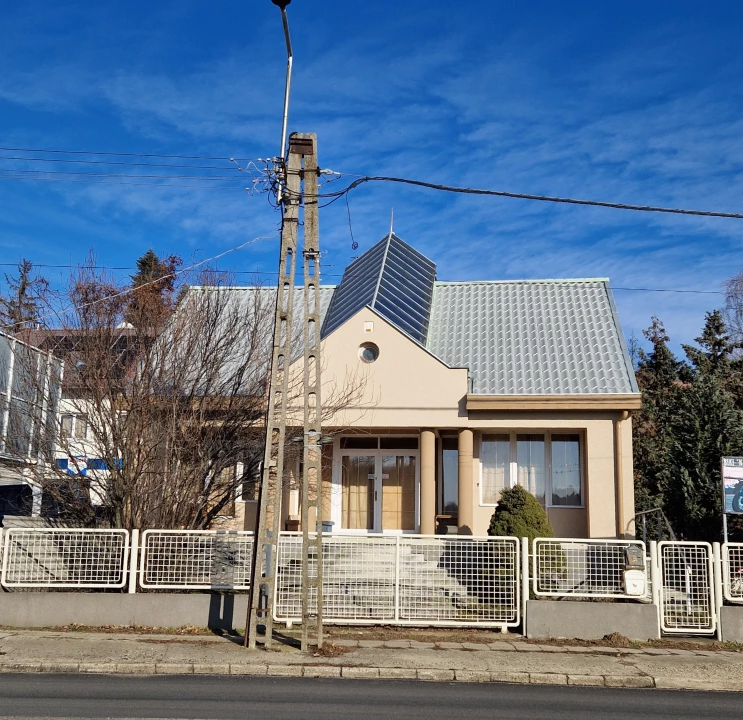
[359,342,379,363]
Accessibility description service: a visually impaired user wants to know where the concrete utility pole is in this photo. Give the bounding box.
[245,0,324,652]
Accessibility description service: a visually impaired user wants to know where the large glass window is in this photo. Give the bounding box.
[480,432,582,508]
[550,434,582,506]
[441,437,458,514]
[517,435,546,507]
[481,434,510,505]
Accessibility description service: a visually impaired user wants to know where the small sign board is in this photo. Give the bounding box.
[722,457,743,514]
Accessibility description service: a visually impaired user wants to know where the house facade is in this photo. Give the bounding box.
[0,330,62,519]
[234,233,641,540]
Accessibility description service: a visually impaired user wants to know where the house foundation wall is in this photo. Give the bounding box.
[719,606,743,643]
[525,600,660,641]
[0,592,249,631]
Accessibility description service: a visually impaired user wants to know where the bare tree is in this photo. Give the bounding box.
[14,259,365,530]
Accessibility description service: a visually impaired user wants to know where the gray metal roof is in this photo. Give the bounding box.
[322,234,435,344]
[426,280,638,395]
[189,246,639,398]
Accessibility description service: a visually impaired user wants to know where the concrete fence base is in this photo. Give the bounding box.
[719,606,743,643]
[0,592,249,630]
[525,600,661,641]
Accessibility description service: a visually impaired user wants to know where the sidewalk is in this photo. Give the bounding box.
[0,628,742,692]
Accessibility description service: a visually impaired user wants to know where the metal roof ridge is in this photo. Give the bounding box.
[187,284,339,290]
[433,278,610,286]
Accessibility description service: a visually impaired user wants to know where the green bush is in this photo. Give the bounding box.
[488,485,554,541]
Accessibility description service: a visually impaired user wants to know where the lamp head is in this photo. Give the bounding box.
[271,0,291,8]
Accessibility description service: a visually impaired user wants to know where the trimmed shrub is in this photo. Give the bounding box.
[488,485,554,542]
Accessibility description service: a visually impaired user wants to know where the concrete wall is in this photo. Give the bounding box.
[0,592,249,630]
[526,600,660,641]
[719,605,743,643]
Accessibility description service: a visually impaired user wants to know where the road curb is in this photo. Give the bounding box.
[1,661,737,691]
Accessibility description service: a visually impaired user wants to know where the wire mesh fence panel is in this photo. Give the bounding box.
[658,541,715,633]
[140,530,253,590]
[398,536,520,627]
[274,533,398,623]
[532,538,647,599]
[722,543,743,604]
[1,529,129,588]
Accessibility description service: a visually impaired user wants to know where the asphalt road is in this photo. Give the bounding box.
[0,674,738,720]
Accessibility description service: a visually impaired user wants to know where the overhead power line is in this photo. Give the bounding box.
[0,155,236,170]
[309,175,743,220]
[0,146,235,161]
[3,233,279,332]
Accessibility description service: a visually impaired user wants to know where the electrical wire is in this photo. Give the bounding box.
[0,155,239,170]
[0,146,235,161]
[3,233,278,332]
[303,175,743,220]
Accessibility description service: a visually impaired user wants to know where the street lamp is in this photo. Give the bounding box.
[271,0,293,168]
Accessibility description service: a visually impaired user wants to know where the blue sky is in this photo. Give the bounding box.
[1,0,742,353]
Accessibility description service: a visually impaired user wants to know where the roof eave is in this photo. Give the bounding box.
[466,394,642,412]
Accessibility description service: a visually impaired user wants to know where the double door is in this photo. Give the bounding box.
[341,452,417,532]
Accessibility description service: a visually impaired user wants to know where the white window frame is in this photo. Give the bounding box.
[479,431,585,509]
[331,435,421,534]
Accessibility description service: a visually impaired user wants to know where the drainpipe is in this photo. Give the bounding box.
[615,410,629,539]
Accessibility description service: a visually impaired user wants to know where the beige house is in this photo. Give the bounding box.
[237,233,641,540]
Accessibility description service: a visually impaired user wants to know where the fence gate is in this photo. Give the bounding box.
[657,541,716,634]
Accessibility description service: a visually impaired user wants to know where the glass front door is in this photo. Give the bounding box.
[341,455,375,530]
[340,452,418,532]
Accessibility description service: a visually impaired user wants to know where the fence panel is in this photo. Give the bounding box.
[273,533,519,628]
[398,536,520,626]
[533,538,647,599]
[722,542,743,604]
[1,528,129,588]
[140,530,253,590]
[274,533,398,623]
[658,541,715,634]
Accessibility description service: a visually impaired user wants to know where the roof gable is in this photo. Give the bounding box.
[321,233,436,344]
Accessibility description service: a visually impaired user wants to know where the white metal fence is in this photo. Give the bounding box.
[532,538,647,599]
[3,528,742,639]
[273,533,520,628]
[658,541,716,634]
[0,528,129,588]
[139,530,254,590]
[723,542,743,604]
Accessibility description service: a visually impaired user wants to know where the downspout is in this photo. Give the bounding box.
[615,410,629,539]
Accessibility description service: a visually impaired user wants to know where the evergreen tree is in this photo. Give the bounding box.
[0,259,48,330]
[633,317,684,514]
[124,250,182,328]
[664,375,743,540]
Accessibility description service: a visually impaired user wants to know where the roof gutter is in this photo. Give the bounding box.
[466,394,642,412]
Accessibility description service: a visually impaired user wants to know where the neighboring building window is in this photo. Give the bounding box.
[479,432,583,508]
[61,414,87,440]
[481,434,510,504]
[441,437,458,513]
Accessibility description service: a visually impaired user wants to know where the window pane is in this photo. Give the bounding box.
[341,455,375,529]
[481,434,510,504]
[517,434,546,506]
[61,415,73,440]
[75,415,88,440]
[441,438,458,513]
[340,436,378,449]
[380,437,418,450]
[382,455,416,531]
[551,434,582,506]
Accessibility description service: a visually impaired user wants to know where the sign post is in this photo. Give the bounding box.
[721,457,743,543]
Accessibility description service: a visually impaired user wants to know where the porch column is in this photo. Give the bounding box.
[420,429,436,535]
[458,428,474,535]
